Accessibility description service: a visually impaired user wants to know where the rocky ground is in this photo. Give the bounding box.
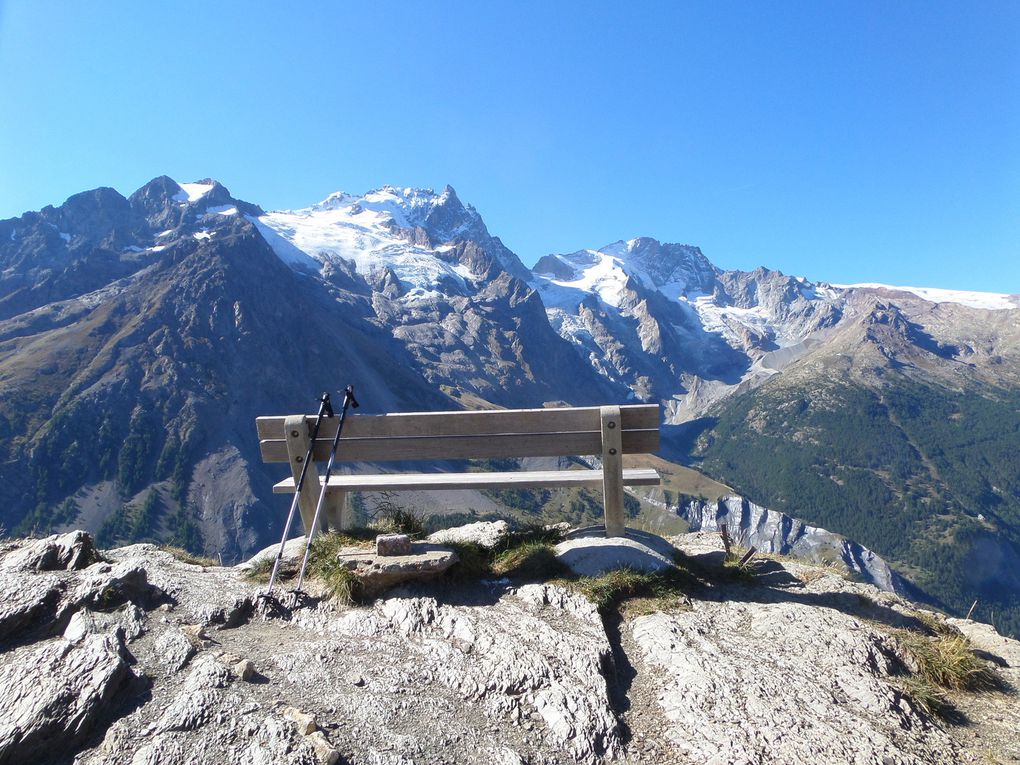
[0,528,1016,765]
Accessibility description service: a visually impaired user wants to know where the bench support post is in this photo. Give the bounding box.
[283,415,345,536]
[601,405,626,537]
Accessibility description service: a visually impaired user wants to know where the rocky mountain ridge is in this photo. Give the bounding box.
[2,176,1019,637]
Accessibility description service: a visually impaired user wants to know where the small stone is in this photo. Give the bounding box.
[180,623,212,647]
[282,705,318,735]
[306,730,340,765]
[233,659,257,681]
[376,534,411,556]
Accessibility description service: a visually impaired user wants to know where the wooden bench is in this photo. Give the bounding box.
[255,404,660,538]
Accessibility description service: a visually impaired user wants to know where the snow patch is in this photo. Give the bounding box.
[835,283,1018,311]
[254,188,474,295]
[173,181,215,203]
[193,231,213,241]
[206,205,238,216]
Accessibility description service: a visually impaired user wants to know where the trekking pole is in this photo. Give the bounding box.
[264,392,334,596]
[294,385,359,592]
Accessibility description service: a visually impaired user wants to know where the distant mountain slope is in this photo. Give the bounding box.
[689,298,1020,636]
[2,175,1019,636]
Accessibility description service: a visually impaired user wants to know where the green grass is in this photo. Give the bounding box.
[491,542,566,579]
[307,532,364,603]
[243,555,276,583]
[568,567,693,614]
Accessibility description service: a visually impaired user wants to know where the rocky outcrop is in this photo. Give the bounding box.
[1,528,1016,765]
[0,632,134,765]
[680,494,912,594]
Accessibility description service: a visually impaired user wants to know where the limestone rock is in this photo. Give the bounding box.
[282,705,318,735]
[427,520,510,549]
[555,533,675,577]
[0,531,100,572]
[152,628,197,675]
[63,603,145,643]
[629,601,957,764]
[233,658,257,681]
[338,543,458,595]
[0,633,133,765]
[375,533,411,556]
[235,536,306,573]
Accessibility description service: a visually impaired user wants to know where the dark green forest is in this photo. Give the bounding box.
[694,374,1020,638]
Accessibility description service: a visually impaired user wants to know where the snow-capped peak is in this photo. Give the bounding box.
[531,237,718,311]
[303,185,469,233]
[251,185,490,301]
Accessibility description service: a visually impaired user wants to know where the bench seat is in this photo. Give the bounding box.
[272,467,662,493]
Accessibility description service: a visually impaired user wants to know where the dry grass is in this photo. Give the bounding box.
[159,545,218,567]
[900,631,999,693]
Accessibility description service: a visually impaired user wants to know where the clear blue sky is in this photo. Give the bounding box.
[1,1,1017,291]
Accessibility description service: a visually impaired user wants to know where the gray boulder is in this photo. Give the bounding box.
[0,633,133,765]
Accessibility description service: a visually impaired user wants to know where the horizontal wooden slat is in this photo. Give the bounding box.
[256,404,659,441]
[260,428,659,463]
[273,468,661,493]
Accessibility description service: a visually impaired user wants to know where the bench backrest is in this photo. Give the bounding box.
[256,404,659,464]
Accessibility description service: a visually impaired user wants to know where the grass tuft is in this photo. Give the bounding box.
[373,502,425,537]
[159,545,218,567]
[308,532,363,603]
[900,631,999,693]
[492,542,566,580]
[244,555,276,583]
[897,675,950,715]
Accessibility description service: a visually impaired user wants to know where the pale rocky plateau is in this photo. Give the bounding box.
[0,528,1017,765]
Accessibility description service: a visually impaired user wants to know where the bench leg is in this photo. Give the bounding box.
[325,491,346,532]
[601,406,626,537]
[284,414,327,537]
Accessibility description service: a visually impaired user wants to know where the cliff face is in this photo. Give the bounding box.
[1,529,1017,765]
[679,495,914,596]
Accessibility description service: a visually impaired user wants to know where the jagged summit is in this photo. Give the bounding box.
[252,183,530,294]
[532,237,718,310]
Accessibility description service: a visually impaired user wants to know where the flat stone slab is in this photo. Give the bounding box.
[339,544,458,595]
[555,531,676,577]
[427,520,510,549]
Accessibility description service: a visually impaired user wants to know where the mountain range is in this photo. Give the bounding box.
[1,177,1018,635]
